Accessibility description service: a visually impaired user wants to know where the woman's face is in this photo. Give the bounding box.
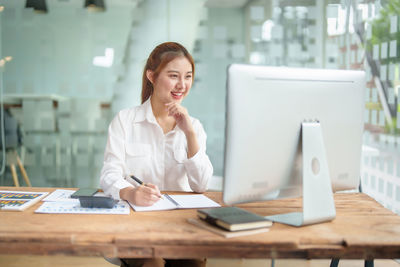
[149,56,193,104]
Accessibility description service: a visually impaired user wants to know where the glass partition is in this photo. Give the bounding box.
[0,0,399,215]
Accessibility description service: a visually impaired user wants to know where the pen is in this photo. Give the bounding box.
[130,175,163,199]
[130,175,145,186]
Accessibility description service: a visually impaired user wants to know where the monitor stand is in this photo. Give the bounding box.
[265,121,336,226]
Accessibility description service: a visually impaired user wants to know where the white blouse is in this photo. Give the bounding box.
[100,98,213,200]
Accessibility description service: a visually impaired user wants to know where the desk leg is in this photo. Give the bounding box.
[330,259,373,267]
[10,164,19,187]
[15,153,31,187]
[330,259,339,267]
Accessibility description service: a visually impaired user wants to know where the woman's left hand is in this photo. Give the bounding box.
[165,102,194,135]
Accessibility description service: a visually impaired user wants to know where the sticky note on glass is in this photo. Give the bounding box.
[351,50,356,63]
[373,44,380,60]
[366,24,372,39]
[381,42,388,59]
[371,110,377,125]
[388,64,395,81]
[213,26,227,40]
[372,88,378,103]
[365,88,371,102]
[250,6,264,21]
[380,65,387,81]
[379,111,385,126]
[231,44,245,59]
[197,26,208,40]
[251,25,262,40]
[390,16,398,34]
[213,43,228,58]
[390,40,397,58]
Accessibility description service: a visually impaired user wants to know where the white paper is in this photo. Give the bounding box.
[171,195,220,208]
[42,189,76,202]
[35,200,130,214]
[131,196,176,212]
[130,194,220,212]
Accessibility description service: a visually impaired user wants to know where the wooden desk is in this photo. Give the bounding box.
[0,187,400,260]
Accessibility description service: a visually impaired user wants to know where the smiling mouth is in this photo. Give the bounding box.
[171,92,184,98]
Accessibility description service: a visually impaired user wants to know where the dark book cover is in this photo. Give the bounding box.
[197,207,272,231]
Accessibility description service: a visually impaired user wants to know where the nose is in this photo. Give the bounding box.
[177,77,185,89]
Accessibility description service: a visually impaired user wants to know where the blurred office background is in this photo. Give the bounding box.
[0,0,399,215]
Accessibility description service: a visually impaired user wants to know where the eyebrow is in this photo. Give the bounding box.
[167,70,193,74]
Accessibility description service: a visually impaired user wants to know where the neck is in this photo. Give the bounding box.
[150,97,168,119]
[150,97,176,134]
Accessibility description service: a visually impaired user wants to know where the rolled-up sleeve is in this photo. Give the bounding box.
[100,111,133,200]
[183,119,213,193]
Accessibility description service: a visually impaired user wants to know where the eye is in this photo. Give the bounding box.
[185,75,192,79]
[169,74,178,78]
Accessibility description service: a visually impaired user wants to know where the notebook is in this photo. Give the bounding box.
[129,194,220,211]
[197,206,272,231]
[188,218,270,238]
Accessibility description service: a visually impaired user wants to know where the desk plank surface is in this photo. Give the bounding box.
[0,187,400,259]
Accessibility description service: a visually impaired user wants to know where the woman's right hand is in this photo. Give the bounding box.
[120,184,162,206]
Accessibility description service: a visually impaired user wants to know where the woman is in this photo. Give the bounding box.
[100,42,212,267]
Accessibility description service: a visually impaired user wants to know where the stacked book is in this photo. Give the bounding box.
[189,206,273,238]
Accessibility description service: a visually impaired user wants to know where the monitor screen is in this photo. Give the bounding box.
[223,64,365,206]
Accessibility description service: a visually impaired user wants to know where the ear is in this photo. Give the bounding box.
[146,70,154,84]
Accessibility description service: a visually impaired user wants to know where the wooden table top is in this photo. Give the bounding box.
[0,187,400,260]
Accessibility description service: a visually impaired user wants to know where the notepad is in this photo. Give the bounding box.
[129,194,220,212]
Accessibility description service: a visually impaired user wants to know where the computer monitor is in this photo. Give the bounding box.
[223,64,365,226]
